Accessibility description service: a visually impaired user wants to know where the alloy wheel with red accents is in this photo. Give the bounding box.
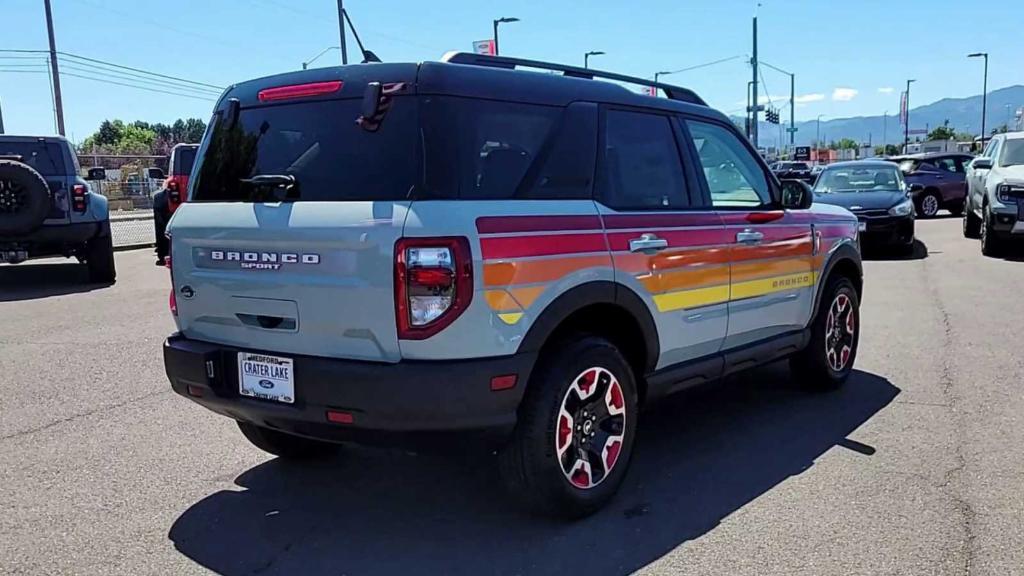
[498,335,638,518]
[824,293,856,372]
[555,367,627,490]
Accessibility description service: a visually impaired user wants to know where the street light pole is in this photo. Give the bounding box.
[903,79,915,153]
[816,115,824,148]
[43,0,65,136]
[883,111,888,151]
[750,16,759,148]
[584,51,605,69]
[492,17,519,56]
[968,52,988,144]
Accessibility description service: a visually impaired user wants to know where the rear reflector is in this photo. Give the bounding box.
[186,385,204,398]
[326,410,355,424]
[258,80,343,102]
[490,375,518,391]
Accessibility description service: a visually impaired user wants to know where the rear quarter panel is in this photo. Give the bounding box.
[399,200,614,361]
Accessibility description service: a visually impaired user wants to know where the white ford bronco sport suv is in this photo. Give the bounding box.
[163,53,862,518]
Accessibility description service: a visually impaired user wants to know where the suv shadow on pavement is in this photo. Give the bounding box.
[0,263,113,302]
[168,364,899,576]
[861,239,929,262]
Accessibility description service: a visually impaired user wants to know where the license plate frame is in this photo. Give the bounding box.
[238,352,295,404]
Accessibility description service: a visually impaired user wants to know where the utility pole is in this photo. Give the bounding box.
[883,111,887,150]
[0,98,5,134]
[336,0,348,64]
[967,53,988,142]
[43,0,65,136]
[789,72,795,147]
[903,79,915,153]
[750,16,759,148]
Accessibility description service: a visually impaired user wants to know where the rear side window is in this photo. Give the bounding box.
[191,98,417,202]
[421,97,591,200]
[597,110,688,210]
[172,147,198,175]
[0,141,66,176]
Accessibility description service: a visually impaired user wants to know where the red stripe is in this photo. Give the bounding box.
[718,211,818,225]
[480,233,607,259]
[754,226,813,242]
[476,215,602,234]
[818,224,856,238]
[602,213,723,229]
[606,228,732,251]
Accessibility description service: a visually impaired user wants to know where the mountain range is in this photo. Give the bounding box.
[747,85,1024,148]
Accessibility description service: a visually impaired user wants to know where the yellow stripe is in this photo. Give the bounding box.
[497,312,524,325]
[730,271,817,300]
[652,284,730,312]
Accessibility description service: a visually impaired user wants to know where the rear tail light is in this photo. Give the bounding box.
[167,178,181,204]
[71,184,88,213]
[394,237,472,340]
[167,237,177,316]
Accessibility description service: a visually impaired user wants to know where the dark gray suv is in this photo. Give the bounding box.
[0,135,115,282]
[895,153,973,218]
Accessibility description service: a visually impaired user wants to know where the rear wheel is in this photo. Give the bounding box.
[791,276,860,390]
[498,335,638,519]
[917,191,941,218]
[237,421,338,459]
[85,234,116,283]
[963,204,981,239]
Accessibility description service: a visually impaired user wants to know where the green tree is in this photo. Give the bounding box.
[884,144,900,156]
[992,124,1010,135]
[928,126,956,141]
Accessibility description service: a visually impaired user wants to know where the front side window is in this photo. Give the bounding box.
[686,120,771,207]
[935,157,958,173]
[597,110,688,210]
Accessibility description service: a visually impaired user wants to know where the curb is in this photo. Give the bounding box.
[114,242,155,252]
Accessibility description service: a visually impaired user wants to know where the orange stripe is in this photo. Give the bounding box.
[731,257,813,283]
[484,286,547,311]
[731,240,810,262]
[483,255,612,286]
[614,246,731,275]
[639,265,730,293]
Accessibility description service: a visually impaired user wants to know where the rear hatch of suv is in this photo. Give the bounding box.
[168,65,420,362]
[0,138,71,223]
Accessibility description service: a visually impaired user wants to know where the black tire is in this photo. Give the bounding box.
[947,202,964,217]
[963,205,981,239]
[980,206,1005,258]
[498,335,638,519]
[916,191,942,218]
[85,233,116,283]
[237,421,338,459]
[153,200,169,262]
[0,159,51,236]
[790,275,860,390]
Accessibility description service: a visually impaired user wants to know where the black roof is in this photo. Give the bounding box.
[217,55,728,124]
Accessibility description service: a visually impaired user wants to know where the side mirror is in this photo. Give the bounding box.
[85,167,106,181]
[972,157,993,170]
[781,179,813,210]
[908,183,924,193]
[147,167,166,180]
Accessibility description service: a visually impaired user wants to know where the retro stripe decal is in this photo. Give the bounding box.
[652,284,731,312]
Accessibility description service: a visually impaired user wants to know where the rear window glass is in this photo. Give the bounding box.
[421,97,571,200]
[191,97,417,202]
[172,147,198,175]
[0,141,66,176]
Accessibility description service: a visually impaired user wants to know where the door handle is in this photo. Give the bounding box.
[735,228,764,244]
[629,233,669,253]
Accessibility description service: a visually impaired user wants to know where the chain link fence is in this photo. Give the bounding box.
[80,154,165,249]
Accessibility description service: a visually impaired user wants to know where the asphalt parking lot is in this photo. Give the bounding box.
[1,216,1022,576]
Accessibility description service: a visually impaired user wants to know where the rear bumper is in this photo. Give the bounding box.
[163,334,535,447]
[0,221,108,258]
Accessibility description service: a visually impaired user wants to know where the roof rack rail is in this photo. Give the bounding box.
[441,52,707,107]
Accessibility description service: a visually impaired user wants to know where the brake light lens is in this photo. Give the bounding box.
[257,80,343,102]
[71,184,88,213]
[395,237,472,340]
[167,178,181,204]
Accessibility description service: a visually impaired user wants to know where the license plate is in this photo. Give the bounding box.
[858,222,867,232]
[238,352,295,404]
[0,250,27,263]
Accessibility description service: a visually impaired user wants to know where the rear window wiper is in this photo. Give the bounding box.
[240,174,300,202]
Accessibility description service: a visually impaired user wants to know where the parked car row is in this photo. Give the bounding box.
[962,131,1024,256]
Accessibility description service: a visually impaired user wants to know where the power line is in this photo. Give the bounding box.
[0,69,49,74]
[59,52,224,90]
[662,54,745,76]
[60,71,218,101]
[57,60,222,96]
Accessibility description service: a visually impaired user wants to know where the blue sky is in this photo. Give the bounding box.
[2,0,1021,142]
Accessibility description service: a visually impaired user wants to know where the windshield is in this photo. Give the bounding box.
[191,97,417,202]
[1000,140,1024,167]
[814,165,904,193]
[0,141,66,176]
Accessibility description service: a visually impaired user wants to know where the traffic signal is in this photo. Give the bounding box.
[766,108,781,125]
